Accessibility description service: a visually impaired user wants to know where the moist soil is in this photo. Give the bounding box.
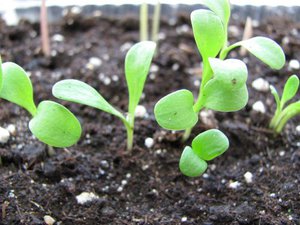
[0,9,299,225]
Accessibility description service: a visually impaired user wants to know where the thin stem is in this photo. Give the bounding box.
[40,0,50,56]
[0,156,2,166]
[182,60,211,142]
[140,2,148,41]
[125,124,134,152]
[151,1,161,43]
[182,127,192,142]
[122,114,134,152]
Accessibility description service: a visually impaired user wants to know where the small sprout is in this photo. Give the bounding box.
[53,41,156,151]
[269,74,300,133]
[179,129,229,177]
[0,60,81,147]
[154,0,285,177]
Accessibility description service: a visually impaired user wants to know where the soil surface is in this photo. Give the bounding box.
[0,8,299,225]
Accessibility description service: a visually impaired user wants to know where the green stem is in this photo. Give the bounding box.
[182,60,212,142]
[151,1,161,43]
[0,156,2,166]
[122,114,134,152]
[193,59,212,113]
[125,124,134,152]
[219,42,240,60]
[140,2,148,41]
[182,127,192,142]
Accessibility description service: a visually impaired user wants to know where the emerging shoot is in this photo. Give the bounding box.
[270,74,300,133]
[52,41,156,151]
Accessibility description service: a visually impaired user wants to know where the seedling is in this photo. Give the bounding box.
[155,0,285,140]
[0,57,81,148]
[180,129,229,177]
[52,41,156,151]
[270,74,300,133]
[154,0,285,176]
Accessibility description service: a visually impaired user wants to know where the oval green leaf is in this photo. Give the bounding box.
[192,129,229,161]
[154,89,198,130]
[202,58,248,112]
[239,37,286,70]
[52,79,124,120]
[203,0,231,27]
[191,9,225,59]
[179,146,208,177]
[125,41,156,115]
[29,101,82,148]
[0,62,36,116]
[281,75,299,108]
[209,58,248,90]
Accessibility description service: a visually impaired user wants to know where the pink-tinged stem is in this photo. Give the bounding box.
[40,0,50,56]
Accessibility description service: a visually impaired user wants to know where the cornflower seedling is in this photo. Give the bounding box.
[52,41,156,151]
[270,74,300,133]
[0,57,81,148]
[154,0,286,177]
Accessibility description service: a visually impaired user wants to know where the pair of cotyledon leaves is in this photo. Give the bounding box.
[154,0,285,131]
[0,57,81,147]
[180,129,229,177]
[0,41,156,148]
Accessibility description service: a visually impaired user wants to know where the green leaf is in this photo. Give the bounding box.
[202,58,248,112]
[192,129,229,161]
[29,101,81,148]
[209,58,248,89]
[154,89,198,130]
[52,79,124,120]
[281,75,299,108]
[238,37,286,70]
[125,41,156,115]
[191,9,225,59]
[179,146,208,177]
[202,0,231,27]
[0,62,36,116]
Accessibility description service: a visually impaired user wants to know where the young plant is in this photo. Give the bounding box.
[180,129,229,177]
[154,0,285,177]
[52,41,156,151]
[154,0,285,140]
[0,57,81,148]
[270,74,300,133]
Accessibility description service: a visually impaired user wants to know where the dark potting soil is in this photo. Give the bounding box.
[0,9,299,225]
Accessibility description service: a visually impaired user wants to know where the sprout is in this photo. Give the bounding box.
[269,75,300,133]
[154,0,285,177]
[52,41,156,151]
[180,129,229,177]
[0,58,81,148]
